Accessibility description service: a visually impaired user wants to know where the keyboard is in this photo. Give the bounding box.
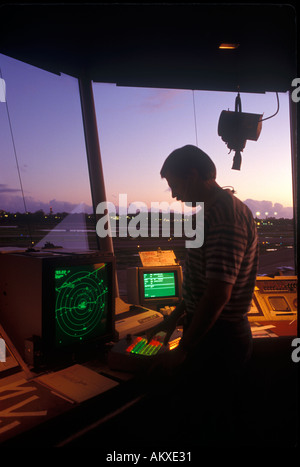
[126,336,163,356]
[108,329,183,372]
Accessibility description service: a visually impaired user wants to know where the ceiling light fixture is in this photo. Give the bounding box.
[219,43,239,50]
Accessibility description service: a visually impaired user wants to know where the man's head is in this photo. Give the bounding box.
[160,145,217,203]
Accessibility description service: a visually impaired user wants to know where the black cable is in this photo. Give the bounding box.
[259,92,280,122]
[222,186,236,194]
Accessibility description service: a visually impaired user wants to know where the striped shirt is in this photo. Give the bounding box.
[182,189,259,321]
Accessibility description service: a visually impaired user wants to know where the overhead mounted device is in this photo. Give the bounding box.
[218,92,263,170]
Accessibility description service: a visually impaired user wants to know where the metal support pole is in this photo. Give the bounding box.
[289,91,297,274]
[78,75,114,254]
[78,75,119,296]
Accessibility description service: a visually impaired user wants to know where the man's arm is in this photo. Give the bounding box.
[179,279,233,353]
[146,281,232,376]
[146,299,186,344]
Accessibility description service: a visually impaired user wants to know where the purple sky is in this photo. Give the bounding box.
[0,52,294,219]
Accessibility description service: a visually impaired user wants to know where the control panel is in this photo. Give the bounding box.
[108,329,182,373]
[248,276,297,321]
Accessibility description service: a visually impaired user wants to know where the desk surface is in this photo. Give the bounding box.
[251,319,297,337]
[0,358,142,447]
[0,318,297,447]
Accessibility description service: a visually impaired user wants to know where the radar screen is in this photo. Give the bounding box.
[54,263,109,347]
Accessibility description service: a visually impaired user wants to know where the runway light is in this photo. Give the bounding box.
[219,43,239,50]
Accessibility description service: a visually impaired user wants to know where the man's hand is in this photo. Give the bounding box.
[146,321,174,346]
[146,300,186,345]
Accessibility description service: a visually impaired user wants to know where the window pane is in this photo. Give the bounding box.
[0,54,97,250]
[0,55,294,278]
[93,84,294,279]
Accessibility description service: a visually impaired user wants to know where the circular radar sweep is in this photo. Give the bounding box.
[55,266,108,341]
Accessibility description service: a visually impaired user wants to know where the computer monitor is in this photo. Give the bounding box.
[0,251,116,366]
[126,265,183,310]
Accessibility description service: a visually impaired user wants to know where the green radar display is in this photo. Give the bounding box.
[55,263,109,347]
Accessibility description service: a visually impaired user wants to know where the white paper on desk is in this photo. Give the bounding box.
[251,325,276,333]
[37,364,119,403]
[139,250,177,266]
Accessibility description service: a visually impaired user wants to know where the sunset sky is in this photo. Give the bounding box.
[0,52,294,219]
